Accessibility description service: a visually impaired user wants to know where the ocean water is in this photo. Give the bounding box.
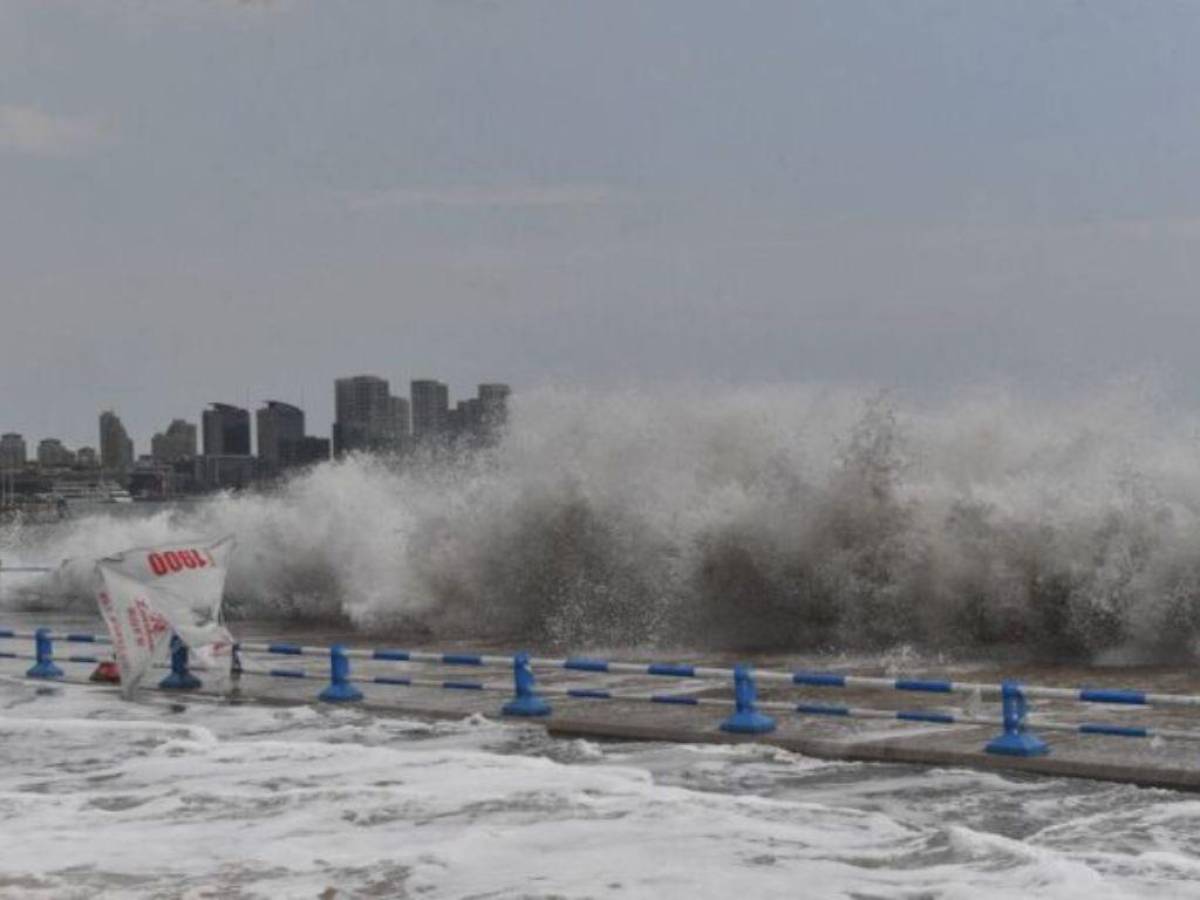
[2,672,1198,899]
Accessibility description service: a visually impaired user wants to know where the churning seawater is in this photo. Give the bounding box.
[2,673,1199,899]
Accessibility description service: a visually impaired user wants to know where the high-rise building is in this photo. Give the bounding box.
[36,438,74,468]
[257,401,306,475]
[477,383,511,444]
[410,379,449,444]
[448,398,482,443]
[335,376,390,428]
[150,419,198,464]
[202,403,251,456]
[99,411,134,472]
[0,433,27,469]
[76,447,98,468]
[333,375,406,456]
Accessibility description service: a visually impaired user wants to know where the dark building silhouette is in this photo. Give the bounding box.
[410,379,449,444]
[0,433,27,469]
[477,383,511,444]
[335,376,389,427]
[36,438,74,468]
[478,383,510,426]
[202,403,251,456]
[448,398,482,442]
[333,375,407,456]
[279,436,331,469]
[257,401,306,476]
[98,411,134,472]
[150,419,197,464]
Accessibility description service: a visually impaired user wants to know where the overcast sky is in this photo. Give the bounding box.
[3,1,1200,449]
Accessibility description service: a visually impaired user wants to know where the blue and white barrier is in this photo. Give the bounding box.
[223,644,1200,753]
[7,624,1200,757]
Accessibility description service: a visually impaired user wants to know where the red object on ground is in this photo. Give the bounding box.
[90,661,121,684]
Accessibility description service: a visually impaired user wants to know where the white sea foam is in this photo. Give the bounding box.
[1,676,1198,898]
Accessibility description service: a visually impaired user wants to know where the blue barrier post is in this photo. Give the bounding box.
[721,664,777,734]
[159,635,202,690]
[26,627,63,680]
[319,644,363,702]
[503,652,551,717]
[986,681,1048,756]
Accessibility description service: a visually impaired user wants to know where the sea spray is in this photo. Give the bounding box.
[5,382,1200,660]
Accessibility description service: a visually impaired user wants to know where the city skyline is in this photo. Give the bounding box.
[0,374,511,471]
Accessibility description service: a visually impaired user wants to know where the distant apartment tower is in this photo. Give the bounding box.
[334,375,387,455]
[98,411,134,471]
[335,376,390,426]
[478,383,511,444]
[334,375,408,456]
[76,446,99,468]
[448,398,483,441]
[410,379,449,444]
[151,419,198,464]
[202,403,251,456]
[0,433,27,469]
[257,401,306,475]
[36,438,75,468]
[478,383,510,426]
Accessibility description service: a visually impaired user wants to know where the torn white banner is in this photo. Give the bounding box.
[95,536,235,697]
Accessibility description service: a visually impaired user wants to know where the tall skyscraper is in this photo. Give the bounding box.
[202,403,251,456]
[257,401,306,475]
[0,433,27,469]
[410,379,449,444]
[99,411,134,471]
[151,419,198,464]
[333,375,406,456]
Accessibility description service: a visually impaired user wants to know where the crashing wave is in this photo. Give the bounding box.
[4,381,1200,661]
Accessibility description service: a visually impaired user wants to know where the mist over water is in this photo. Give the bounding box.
[5,383,1200,661]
